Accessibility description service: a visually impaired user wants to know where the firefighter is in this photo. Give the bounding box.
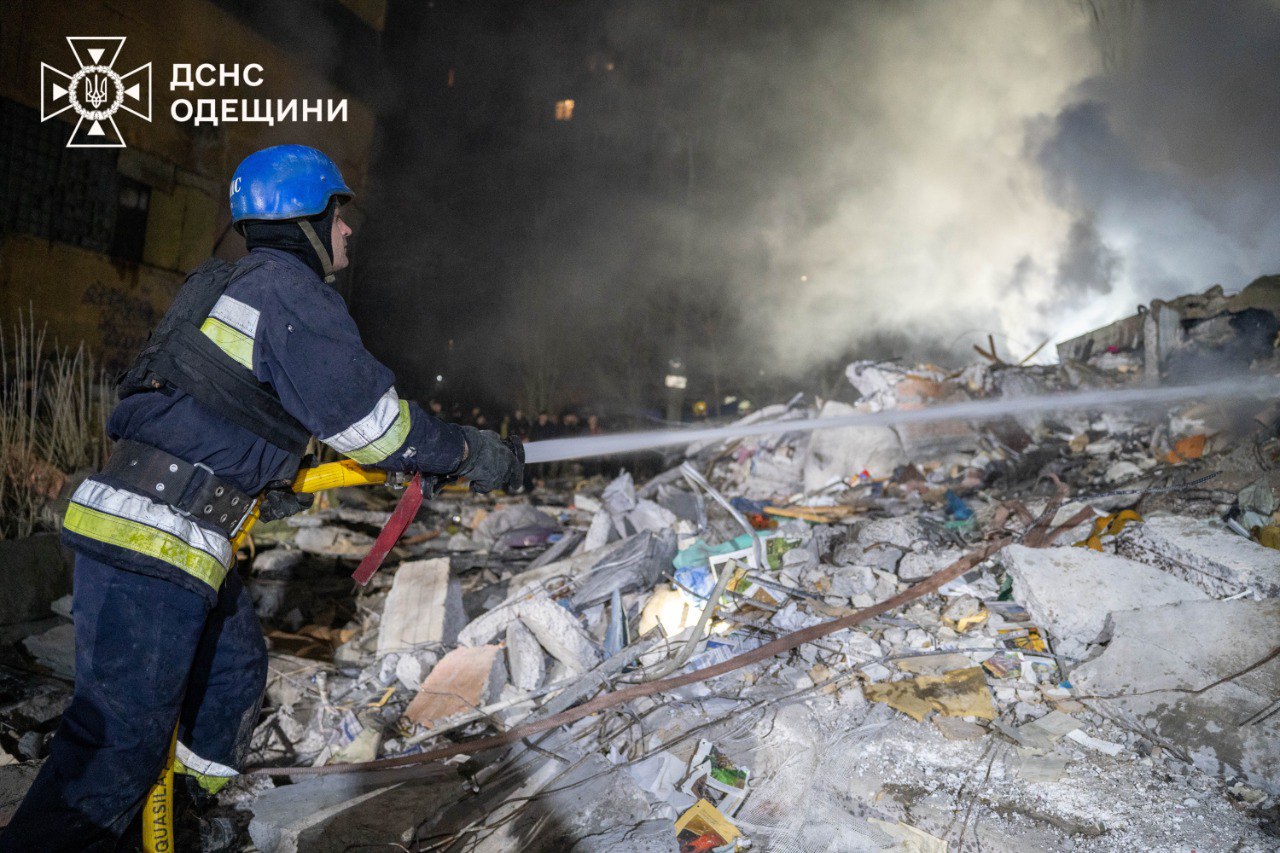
[0,144,523,849]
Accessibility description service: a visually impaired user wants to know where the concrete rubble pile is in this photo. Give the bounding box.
[2,350,1278,851]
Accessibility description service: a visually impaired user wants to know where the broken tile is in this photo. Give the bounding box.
[1065,728,1124,756]
[1013,751,1070,783]
[404,644,507,728]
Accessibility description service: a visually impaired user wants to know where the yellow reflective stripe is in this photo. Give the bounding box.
[199,317,254,369]
[173,759,232,795]
[322,387,402,453]
[64,502,229,590]
[174,742,236,795]
[342,399,411,464]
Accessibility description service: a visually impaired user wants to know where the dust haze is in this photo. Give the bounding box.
[355,0,1280,407]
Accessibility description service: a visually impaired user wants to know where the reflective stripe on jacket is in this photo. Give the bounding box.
[63,479,234,590]
[64,247,466,600]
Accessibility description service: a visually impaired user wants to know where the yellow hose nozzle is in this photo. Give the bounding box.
[291,459,389,493]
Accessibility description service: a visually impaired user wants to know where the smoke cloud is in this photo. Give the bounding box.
[1034,1,1280,332]
[358,0,1279,409]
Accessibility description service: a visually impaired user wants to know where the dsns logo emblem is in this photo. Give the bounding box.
[41,37,152,148]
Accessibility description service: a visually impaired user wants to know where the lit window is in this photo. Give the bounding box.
[555,99,575,121]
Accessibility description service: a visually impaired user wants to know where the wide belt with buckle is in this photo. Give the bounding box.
[102,440,256,536]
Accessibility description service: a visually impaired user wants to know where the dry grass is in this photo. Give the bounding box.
[0,309,111,539]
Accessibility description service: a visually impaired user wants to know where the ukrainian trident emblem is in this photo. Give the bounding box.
[41,37,152,148]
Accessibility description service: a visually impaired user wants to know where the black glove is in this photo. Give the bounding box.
[256,481,314,522]
[454,426,524,494]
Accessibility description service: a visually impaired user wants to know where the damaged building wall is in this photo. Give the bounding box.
[1056,275,1280,385]
[0,0,380,371]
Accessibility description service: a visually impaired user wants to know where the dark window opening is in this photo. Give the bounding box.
[110,177,150,263]
[1,96,151,262]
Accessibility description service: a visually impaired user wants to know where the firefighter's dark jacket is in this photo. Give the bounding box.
[62,247,466,603]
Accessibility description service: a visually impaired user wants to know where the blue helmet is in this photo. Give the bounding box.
[229,145,353,232]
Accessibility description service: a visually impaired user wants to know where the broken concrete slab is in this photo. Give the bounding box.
[655,482,703,525]
[857,516,923,552]
[1117,514,1280,599]
[505,620,545,692]
[526,528,584,570]
[293,526,374,558]
[568,819,679,852]
[582,509,615,551]
[376,558,465,657]
[252,548,306,576]
[803,401,907,489]
[506,534,639,601]
[933,716,987,741]
[394,650,438,692]
[601,470,639,517]
[247,768,460,853]
[0,762,42,827]
[626,498,678,535]
[896,414,980,459]
[404,644,507,728]
[456,600,522,648]
[462,750,656,852]
[1071,599,1280,794]
[897,548,964,583]
[475,504,560,548]
[517,595,600,675]
[570,528,677,607]
[49,595,71,620]
[1002,544,1208,658]
[1015,710,1081,752]
[895,652,973,675]
[21,622,75,680]
[0,667,71,730]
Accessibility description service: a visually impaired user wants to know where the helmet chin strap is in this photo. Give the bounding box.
[297,219,336,284]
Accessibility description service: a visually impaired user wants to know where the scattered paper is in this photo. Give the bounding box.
[864,667,996,722]
[675,799,742,850]
[680,740,750,817]
[999,626,1049,653]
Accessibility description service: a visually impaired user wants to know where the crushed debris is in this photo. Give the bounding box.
[2,336,1278,851]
